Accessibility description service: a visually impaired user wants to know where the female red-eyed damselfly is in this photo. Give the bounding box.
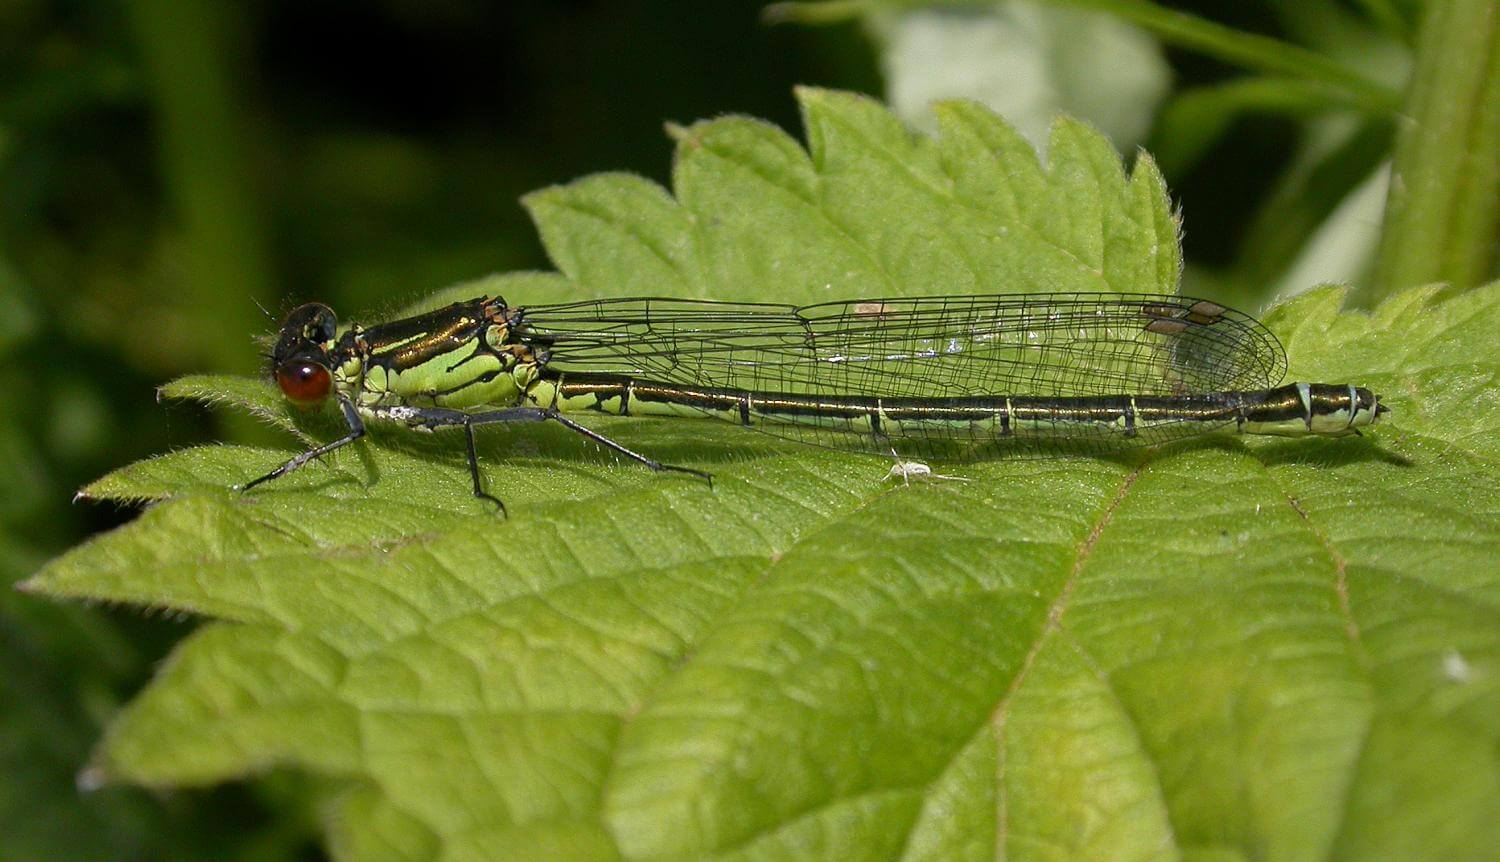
[243,293,1387,513]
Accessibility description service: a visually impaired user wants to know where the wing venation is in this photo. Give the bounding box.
[516,293,1286,398]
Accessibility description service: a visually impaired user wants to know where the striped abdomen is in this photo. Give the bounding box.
[527,374,1385,440]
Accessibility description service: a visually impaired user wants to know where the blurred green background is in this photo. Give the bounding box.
[2,0,1477,858]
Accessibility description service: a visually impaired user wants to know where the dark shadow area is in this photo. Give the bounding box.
[1251,434,1415,468]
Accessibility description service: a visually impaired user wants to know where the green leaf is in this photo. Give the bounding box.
[28,91,1500,860]
[1150,77,1374,176]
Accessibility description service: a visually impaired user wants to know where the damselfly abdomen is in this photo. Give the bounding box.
[244,293,1388,513]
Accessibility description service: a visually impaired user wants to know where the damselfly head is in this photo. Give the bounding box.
[271,303,338,408]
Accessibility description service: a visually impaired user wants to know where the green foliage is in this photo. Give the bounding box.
[781,0,1500,305]
[26,91,1500,860]
[1368,0,1500,299]
[3,6,857,854]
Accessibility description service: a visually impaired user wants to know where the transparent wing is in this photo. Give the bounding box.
[512,293,1285,459]
[516,293,1286,398]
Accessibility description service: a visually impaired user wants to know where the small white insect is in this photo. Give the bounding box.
[1442,649,1473,683]
[884,450,970,486]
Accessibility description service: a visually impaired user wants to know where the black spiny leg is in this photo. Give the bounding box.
[278,404,714,513]
[239,396,366,492]
[545,412,713,486]
[446,406,711,485]
[462,419,506,516]
[379,405,546,515]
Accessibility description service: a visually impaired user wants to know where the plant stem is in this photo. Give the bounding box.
[126,0,272,374]
[1044,0,1402,114]
[1235,118,1394,292]
[1151,77,1369,176]
[1369,0,1500,301]
[1348,0,1413,44]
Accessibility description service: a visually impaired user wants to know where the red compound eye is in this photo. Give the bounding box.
[276,360,332,406]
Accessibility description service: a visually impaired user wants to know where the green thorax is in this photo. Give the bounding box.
[331,297,542,412]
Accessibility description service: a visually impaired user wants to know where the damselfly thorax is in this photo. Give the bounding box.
[248,293,1388,514]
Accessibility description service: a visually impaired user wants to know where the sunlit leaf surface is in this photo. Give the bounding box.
[29,90,1500,861]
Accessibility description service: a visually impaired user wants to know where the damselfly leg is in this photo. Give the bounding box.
[240,402,712,516]
[237,396,367,493]
[416,406,713,515]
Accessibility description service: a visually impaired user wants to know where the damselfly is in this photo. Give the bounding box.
[244,293,1388,512]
